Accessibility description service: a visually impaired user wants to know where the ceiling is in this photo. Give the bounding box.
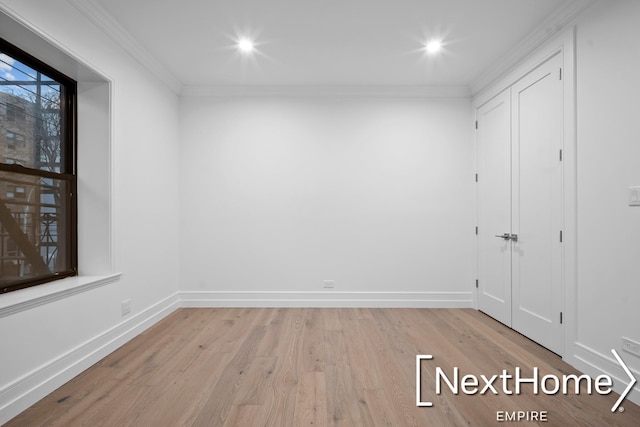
[90,0,592,92]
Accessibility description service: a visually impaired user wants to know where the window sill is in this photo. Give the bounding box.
[0,273,122,318]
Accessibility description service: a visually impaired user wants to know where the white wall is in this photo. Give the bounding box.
[179,95,474,306]
[0,0,180,422]
[570,0,640,400]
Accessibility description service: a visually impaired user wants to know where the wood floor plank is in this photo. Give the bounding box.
[191,324,268,427]
[293,371,328,427]
[357,310,427,427]
[300,308,325,373]
[5,308,640,427]
[141,351,233,427]
[233,355,278,406]
[339,308,379,390]
[324,329,368,426]
[222,404,265,427]
[260,308,306,426]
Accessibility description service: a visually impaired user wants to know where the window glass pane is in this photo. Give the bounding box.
[0,170,70,284]
[0,51,65,172]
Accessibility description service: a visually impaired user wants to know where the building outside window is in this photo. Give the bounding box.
[0,38,77,293]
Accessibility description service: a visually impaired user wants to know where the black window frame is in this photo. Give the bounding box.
[0,37,77,294]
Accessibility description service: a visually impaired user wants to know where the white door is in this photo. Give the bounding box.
[511,54,563,354]
[477,89,512,327]
[477,53,563,354]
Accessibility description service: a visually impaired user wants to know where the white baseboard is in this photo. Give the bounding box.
[567,341,640,406]
[178,290,473,308]
[0,292,179,425]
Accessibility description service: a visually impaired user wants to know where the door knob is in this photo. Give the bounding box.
[494,233,518,242]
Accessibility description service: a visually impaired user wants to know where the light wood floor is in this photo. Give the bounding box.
[5,308,640,426]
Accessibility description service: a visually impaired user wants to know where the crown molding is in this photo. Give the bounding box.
[469,0,598,96]
[180,85,471,99]
[67,0,182,94]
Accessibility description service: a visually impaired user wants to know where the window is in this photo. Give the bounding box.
[6,185,26,199]
[6,103,26,123]
[0,38,77,293]
[5,131,24,149]
[4,158,24,166]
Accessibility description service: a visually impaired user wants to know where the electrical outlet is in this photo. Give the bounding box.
[622,337,640,357]
[629,187,640,206]
[323,280,334,289]
[121,299,131,316]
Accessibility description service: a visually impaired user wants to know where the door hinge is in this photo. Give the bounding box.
[560,230,563,242]
[559,149,563,161]
[476,279,479,289]
[559,68,562,80]
[475,173,478,182]
[560,312,563,324]
[475,226,478,235]
[475,120,478,129]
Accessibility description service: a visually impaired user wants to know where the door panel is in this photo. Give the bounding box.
[511,53,563,354]
[477,89,512,327]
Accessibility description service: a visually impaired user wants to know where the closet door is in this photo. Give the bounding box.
[477,89,512,327]
[511,53,564,355]
[477,52,564,354]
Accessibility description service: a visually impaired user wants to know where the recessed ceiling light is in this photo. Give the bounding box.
[425,40,442,54]
[238,38,255,53]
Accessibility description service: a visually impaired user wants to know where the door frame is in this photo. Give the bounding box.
[473,29,576,359]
